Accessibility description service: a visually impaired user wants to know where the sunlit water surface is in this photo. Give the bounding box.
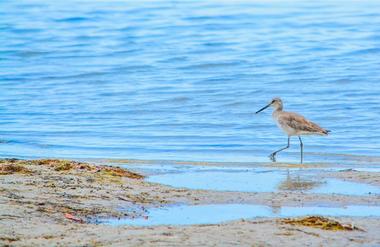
[1,0,380,163]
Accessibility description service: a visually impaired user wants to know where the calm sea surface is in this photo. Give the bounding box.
[1,0,380,163]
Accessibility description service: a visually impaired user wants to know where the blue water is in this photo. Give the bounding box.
[144,167,380,195]
[1,0,380,162]
[102,204,380,226]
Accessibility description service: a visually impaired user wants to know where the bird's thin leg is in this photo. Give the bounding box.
[298,136,303,164]
[269,137,290,162]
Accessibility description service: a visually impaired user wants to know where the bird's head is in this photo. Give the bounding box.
[256,97,283,114]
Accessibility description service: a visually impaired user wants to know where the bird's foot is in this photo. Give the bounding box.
[269,153,276,162]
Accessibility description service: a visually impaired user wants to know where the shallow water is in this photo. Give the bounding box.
[118,163,380,195]
[146,168,380,195]
[1,0,380,163]
[102,204,380,226]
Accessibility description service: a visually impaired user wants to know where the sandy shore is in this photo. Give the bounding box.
[1,159,379,246]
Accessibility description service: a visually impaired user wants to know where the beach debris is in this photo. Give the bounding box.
[53,161,74,171]
[32,159,144,179]
[0,159,144,180]
[64,213,84,223]
[0,163,32,175]
[99,166,144,179]
[116,193,161,204]
[117,196,130,201]
[281,216,364,231]
[0,236,20,242]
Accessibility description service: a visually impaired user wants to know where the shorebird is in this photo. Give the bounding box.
[256,98,329,163]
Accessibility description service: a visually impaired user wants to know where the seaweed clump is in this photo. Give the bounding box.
[33,159,79,171]
[98,166,143,179]
[32,159,144,179]
[281,216,364,231]
[0,163,32,175]
[0,158,144,182]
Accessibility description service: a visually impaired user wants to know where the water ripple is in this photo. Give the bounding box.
[0,0,379,162]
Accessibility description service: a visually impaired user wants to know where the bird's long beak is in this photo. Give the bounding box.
[255,103,271,114]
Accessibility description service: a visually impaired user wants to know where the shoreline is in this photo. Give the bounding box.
[1,159,379,246]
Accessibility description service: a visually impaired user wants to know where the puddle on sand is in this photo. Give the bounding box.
[146,170,380,196]
[101,204,380,226]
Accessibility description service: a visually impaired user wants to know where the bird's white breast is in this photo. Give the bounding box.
[272,111,298,136]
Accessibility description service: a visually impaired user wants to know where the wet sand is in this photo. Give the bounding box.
[1,159,380,246]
